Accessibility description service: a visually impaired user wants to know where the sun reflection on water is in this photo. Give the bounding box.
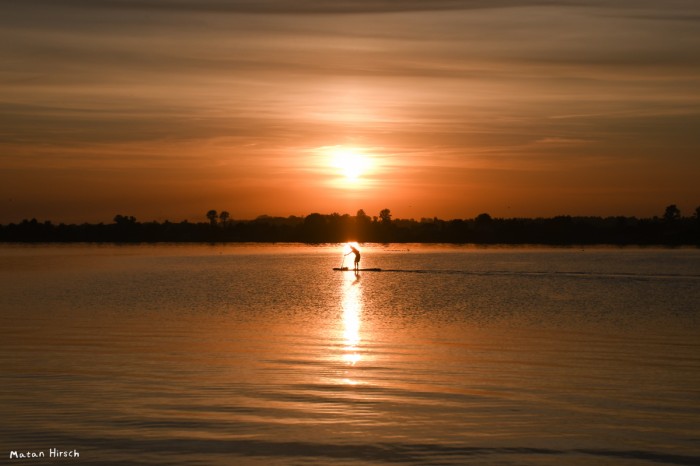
[340,271,362,370]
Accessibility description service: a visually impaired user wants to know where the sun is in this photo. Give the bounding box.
[330,147,370,182]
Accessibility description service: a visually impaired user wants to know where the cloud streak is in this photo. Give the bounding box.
[8,0,700,16]
[0,0,604,15]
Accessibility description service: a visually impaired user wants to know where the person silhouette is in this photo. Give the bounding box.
[345,245,361,271]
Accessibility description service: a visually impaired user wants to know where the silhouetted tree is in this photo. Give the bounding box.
[112,214,139,242]
[379,208,392,224]
[475,212,492,223]
[473,213,494,242]
[113,214,136,225]
[219,211,230,226]
[355,209,371,241]
[1,208,698,244]
[206,210,218,226]
[302,213,327,242]
[664,204,680,222]
[376,209,393,242]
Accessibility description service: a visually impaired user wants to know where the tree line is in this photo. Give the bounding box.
[1,205,698,245]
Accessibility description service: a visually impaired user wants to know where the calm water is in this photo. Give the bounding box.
[1,244,699,465]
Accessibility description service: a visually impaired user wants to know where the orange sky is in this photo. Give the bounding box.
[1,1,699,223]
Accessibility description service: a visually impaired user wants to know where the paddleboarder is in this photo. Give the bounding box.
[345,245,361,271]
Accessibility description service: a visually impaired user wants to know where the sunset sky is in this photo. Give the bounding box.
[1,0,699,223]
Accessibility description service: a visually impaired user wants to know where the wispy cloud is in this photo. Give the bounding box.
[9,0,700,16]
[0,0,590,15]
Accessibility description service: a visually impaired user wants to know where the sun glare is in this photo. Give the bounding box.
[342,242,360,255]
[330,147,371,182]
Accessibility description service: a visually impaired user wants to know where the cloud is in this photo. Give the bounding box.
[10,0,700,16]
[1,1,556,15]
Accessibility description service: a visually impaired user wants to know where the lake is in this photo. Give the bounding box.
[1,244,699,465]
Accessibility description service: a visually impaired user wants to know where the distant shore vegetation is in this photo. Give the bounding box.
[1,205,698,245]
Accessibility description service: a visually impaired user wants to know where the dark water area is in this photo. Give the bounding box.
[1,244,699,465]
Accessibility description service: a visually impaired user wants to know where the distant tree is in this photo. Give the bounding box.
[111,214,139,242]
[663,204,681,222]
[302,213,327,242]
[475,213,492,224]
[379,208,392,224]
[473,213,494,242]
[206,210,218,226]
[2,208,699,244]
[219,211,230,226]
[354,209,371,242]
[113,214,136,225]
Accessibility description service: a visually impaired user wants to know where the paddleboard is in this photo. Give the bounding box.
[333,267,382,272]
